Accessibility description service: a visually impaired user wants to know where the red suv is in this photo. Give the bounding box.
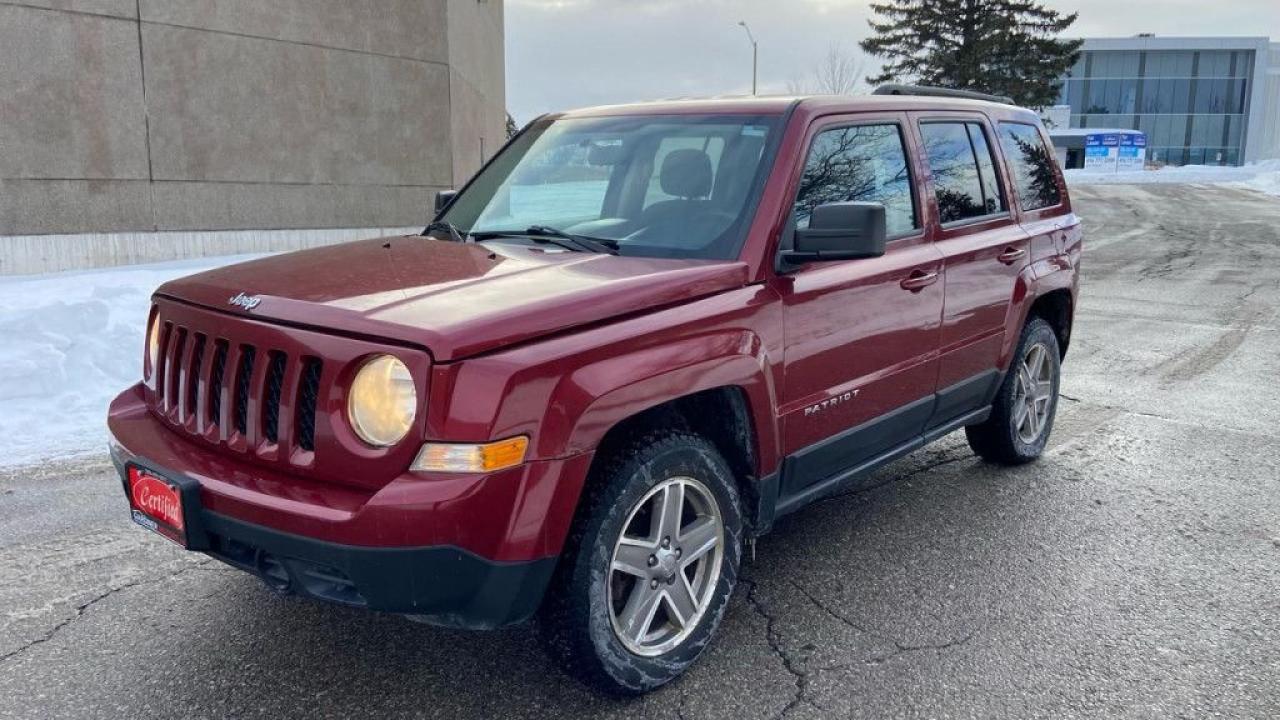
[108,87,1080,693]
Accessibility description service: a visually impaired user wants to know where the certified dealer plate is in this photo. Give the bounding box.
[127,465,187,546]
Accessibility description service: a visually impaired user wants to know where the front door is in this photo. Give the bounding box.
[773,114,944,502]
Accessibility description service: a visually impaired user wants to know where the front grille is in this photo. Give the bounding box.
[150,310,326,466]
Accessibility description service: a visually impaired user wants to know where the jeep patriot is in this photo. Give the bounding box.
[108,87,1081,693]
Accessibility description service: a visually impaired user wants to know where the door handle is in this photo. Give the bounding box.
[900,270,939,292]
[997,247,1027,265]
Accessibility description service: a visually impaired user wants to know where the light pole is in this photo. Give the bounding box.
[737,21,757,96]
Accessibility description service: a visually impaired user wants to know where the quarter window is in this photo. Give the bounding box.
[793,124,917,237]
[998,123,1062,211]
[919,122,1007,224]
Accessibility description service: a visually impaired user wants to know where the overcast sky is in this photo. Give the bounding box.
[504,0,1280,123]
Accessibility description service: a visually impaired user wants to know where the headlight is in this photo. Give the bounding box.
[347,355,418,447]
[145,310,161,380]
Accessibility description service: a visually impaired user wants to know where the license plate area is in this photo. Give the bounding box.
[125,463,207,549]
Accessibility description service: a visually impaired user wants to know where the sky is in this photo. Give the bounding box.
[504,0,1280,123]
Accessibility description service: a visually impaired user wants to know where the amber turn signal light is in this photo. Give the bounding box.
[411,436,529,473]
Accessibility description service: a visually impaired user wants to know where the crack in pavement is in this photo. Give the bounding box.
[865,631,977,665]
[742,576,981,718]
[741,578,810,720]
[789,579,979,664]
[1054,397,1278,441]
[674,686,691,720]
[786,580,893,645]
[0,559,213,667]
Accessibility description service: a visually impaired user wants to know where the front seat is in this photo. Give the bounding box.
[640,148,713,227]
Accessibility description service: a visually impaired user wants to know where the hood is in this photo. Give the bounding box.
[156,236,750,361]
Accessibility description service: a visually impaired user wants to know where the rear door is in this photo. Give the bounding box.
[774,113,944,503]
[914,115,1028,427]
[996,121,1075,276]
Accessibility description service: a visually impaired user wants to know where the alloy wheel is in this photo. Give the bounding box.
[607,476,725,657]
[1012,342,1054,444]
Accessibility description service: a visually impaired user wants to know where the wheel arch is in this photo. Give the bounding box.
[587,385,769,532]
[1027,288,1074,359]
[1000,264,1076,370]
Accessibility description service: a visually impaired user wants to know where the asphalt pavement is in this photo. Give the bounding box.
[2,183,1279,719]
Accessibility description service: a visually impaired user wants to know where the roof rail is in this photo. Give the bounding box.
[873,84,1015,106]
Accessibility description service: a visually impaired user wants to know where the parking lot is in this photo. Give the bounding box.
[2,183,1279,719]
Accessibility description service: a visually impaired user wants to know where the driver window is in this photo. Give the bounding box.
[793,124,917,237]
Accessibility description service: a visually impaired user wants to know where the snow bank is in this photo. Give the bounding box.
[0,255,264,469]
[1065,159,1280,197]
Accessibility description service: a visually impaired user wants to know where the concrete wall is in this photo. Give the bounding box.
[0,0,505,275]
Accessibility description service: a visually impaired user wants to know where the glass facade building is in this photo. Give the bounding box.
[1058,48,1256,166]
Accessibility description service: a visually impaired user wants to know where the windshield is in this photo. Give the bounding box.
[442,114,781,260]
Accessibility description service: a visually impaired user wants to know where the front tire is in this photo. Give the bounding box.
[966,316,1061,464]
[539,429,743,694]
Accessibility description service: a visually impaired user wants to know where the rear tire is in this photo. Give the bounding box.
[539,429,742,694]
[966,316,1061,465]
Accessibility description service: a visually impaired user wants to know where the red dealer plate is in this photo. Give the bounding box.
[127,465,186,546]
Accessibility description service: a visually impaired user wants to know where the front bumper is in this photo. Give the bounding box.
[118,460,554,627]
[108,384,594,628]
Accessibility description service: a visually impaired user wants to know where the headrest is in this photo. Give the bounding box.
[659,148,713,199]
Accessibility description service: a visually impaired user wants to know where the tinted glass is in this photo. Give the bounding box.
[793,124,917,236]
[919,122,987,224]
[966,124,1007,215]
[998,123,1061,212]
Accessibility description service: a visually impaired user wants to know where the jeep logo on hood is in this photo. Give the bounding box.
[228,292,262,311]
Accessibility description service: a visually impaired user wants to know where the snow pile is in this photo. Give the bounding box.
[0,255,263,469]
[1065,159,1280,197]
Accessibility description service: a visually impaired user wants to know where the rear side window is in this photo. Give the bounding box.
[793,124,917,237]
[919,122,1007,224]
[998,122,1062,211]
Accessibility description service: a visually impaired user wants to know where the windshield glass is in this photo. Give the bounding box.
[442,114,780,260]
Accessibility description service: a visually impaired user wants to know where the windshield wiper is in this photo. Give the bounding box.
[468,226,620,255]
[523,225,620,255]
[422,221,468,243]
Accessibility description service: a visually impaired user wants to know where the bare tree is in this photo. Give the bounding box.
[787,43,867,95]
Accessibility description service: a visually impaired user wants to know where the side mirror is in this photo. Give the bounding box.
[781,202,887,265]
[434,190,457,215]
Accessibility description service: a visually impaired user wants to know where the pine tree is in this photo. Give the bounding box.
[860,0,1082,107]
